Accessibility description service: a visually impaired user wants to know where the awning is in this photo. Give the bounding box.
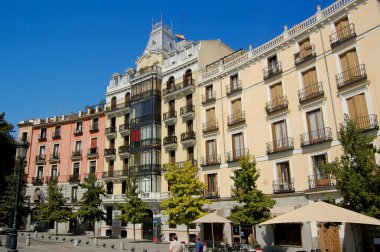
[192,212,232,224]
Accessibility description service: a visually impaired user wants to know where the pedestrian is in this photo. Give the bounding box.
[169,234,184,252]
[195,236,203,252]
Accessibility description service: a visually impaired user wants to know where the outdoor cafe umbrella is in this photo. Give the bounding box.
[259,201,380,226]
[192,212,233,248]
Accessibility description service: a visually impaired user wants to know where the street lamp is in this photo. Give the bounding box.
[8,141,29,252]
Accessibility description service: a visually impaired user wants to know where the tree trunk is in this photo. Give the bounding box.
[133,223,136,243]
[56,221,58,236]
[93,221,96,238]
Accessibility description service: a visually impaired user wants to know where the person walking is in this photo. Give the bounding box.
[169,235,184,252]
[195,236,203,252]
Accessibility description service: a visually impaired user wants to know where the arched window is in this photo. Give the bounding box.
[184,69,192,86]
[111,96,117,110]
[167,76,175,90]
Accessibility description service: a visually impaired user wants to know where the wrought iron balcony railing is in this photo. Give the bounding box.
[35,154,46,162]
[226,80,242,96]
[308,174,335,189]
[118,145,130,154]
[336,64,367,89]
[163,135,177,145]
[50,153,60,160]
[119,123,130,132]
[89,123,99,133]
[330,23,356,48]
[266,137,294,154]
[105,101,131,112]
[226,148,249,162]
[163,110,177,120]
[227,111,245,126]
[104,148,116,156]
[87,147,98,156]
[200,154,221,166]
[298,82,324,103]
[294,45,316,66]
[68,174,81,182]
[273,178,295,193]
[263,62,282,80]
[181,131,195,142]
[202,120,218,133]
[52,131,61,139]
[74,129,83,136]
[38,134,47,142]
[202,91,216,104]
[71,150,82,158]
[105,127,117,134]
[31,177,44,185]
[203,187,220,199]
[265,95,288,114]
[353,114,379,131]
[162,79,194,96]
[45,175,59,184]
[300,127,332,146]
[180,105,195,115]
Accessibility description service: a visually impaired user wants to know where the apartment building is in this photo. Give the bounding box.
[17,106,105,233]
[160,39,233,242]
[196,0,380,250]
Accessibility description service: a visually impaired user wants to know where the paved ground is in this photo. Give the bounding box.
[0,234,170,252]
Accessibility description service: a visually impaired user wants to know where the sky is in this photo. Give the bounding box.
[0,0,334,136]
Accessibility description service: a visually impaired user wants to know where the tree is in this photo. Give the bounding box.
[34,179,72,235]
[328,117,380,218]
[161,161,210,244]
[117,176,149,242]
[228,155,275,238]
[76,174,106,237]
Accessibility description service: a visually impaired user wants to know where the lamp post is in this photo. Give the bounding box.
[8,141,29,252]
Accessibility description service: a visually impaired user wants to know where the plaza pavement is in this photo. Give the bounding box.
[0,234,170,252]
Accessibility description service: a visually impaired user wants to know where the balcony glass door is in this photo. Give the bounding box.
[340,49,359,82]
[51,165,58,178]
[206,139,216,163]
[276,162,290,189]
[207,173,218,197]
[347,94,369,129]
[232,133,244,160]
[272,120,287,150]
[313,154,328,185]
[37,166,43,179]
[335,17,350,40]
[307,109,324,143]
[299,38,311,59]
[302,68,318,96]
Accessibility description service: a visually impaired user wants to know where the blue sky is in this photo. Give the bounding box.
[0,0,334,135]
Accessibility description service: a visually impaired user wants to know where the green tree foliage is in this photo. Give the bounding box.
[328,117,380,218]
[161,161,210,243]
[229,155,275,228]
[34,179,72,235]
[117,176,149,242]
[0,171,28,227]
[76,174,106,236]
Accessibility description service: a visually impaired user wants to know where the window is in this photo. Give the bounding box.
[302,68,318,90]
[107,182,113,194]
[270,82,283,101]
[52,144,59,159]
[39,146,46,156]
[312,154,328,181]
[188,147,194,161]
[232,133,244,159]
[109,139,115,148]
[75,141,82,152]
[141,126,151,140]
[169,151,175,163]
[306,108,324,134]
[71,187,78,203]
[168,125,175,136]
[276,161,291,187]
[206,85,213,99]
[274,224,302,246]
[76,121,83,132]
[167,76,175,89]
[111,97,117,110]
[184,69,192,86]
[206,139,217,162]
[187,120,193,132]
[73,163,80,175]
[40,128,47,138]
[339,49,359,79]
[272,120,288,149]
[92,118,98,130]
[186,94,193,106]
[335,17,350,40]
[206,108,216,122]
[169,100,175,111]
[51,165,58,178]
[123,158,129,170]
[298,38,312,58]
[110,117,116,128]
[230,74,239,90]
[347,93,368,119]
[109,160,114,171]
[106,206,113,226]
[21,132,28,142]
[37,166,44,179]
[268,55,279,70]
[89,161,96,174]
[231,99,242,115]
[122,181,127,194]
[90,138,97,154]
[206,173,218,196]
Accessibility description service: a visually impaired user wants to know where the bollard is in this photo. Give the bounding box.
[34,231,37,238]
[119,240,124,251]
[94,237,98,246]
[74,237,79,246]
[26,235,31,246]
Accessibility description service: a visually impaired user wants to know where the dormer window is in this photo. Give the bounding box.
[114,77,119,87]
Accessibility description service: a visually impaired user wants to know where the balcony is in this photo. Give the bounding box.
[298,82,324,103]
[103,170,128,178]
[89,123,99,133]
[52,131,61,140]
[203,187,220,199]
[294,45,316,66]
[105,101,131,116]
[118,145,130,158]
[226,148,249,163]
[31,177,44,185]
[35,154,46,164]
[131,90,161,103]
[266,137,294,154]
[202,91,216,104]
[132,65,161,79]
[163,110,177,125]
[180,131,196,147]
[263,62,282,80]
[163,135,177,151]
[308,174,335,190]
[226,80,242,96]
[130,114,161,128]
[300,127,332,146]
[265,96,288,114]
[273,179,295,194]
[38,134,47,142]
[119,123,130,136]
[330,23,356,49]
[45,175,59,184]
[104,148,116,160]
[105,126,117,139]
[202,120,218,133]
[162,160,198,172]
[68,174,81,182]
[50,153,60,163]
[200,154,221,166]
[87,147,98,159]
[73,129,83,136]
[162,79,195,100]
[71,150,82,160]
[353,114,379,131]
[128,164,161,176]
[180,105,195,120]
[227,111,246,127]
[336,64,367,89]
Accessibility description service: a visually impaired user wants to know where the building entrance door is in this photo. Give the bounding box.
[319,225,341,252]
